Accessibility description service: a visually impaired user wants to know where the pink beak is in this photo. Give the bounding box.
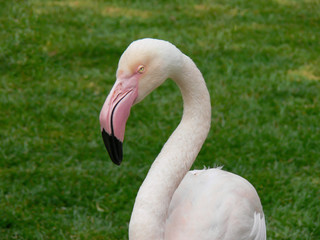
[99,77,138,165]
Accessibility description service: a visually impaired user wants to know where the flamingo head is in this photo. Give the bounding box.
[99,38,182,165]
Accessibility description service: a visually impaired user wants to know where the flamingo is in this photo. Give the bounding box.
[99,38,266,240]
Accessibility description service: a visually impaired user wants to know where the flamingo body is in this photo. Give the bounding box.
[166,168,266,240]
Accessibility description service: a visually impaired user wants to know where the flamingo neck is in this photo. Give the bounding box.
[129,54,211,240]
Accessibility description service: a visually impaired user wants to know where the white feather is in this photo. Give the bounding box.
[111,39,266,240]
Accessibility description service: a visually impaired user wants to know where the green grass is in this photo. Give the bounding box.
[1,0,320,239]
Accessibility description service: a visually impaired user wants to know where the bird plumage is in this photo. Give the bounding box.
[165,168,266,240]
[99,38,266,240]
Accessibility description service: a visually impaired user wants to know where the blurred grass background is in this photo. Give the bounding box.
[0,0,320,239]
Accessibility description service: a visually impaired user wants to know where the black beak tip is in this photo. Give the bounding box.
[102,129,123,165]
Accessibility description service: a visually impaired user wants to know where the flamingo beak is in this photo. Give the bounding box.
[99,78,138,165]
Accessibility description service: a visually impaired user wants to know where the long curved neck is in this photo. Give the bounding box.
[129,54,211,240]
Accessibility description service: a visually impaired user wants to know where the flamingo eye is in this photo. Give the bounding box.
[137,65,145,74]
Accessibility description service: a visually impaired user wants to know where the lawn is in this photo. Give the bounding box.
[0,0,319,239]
